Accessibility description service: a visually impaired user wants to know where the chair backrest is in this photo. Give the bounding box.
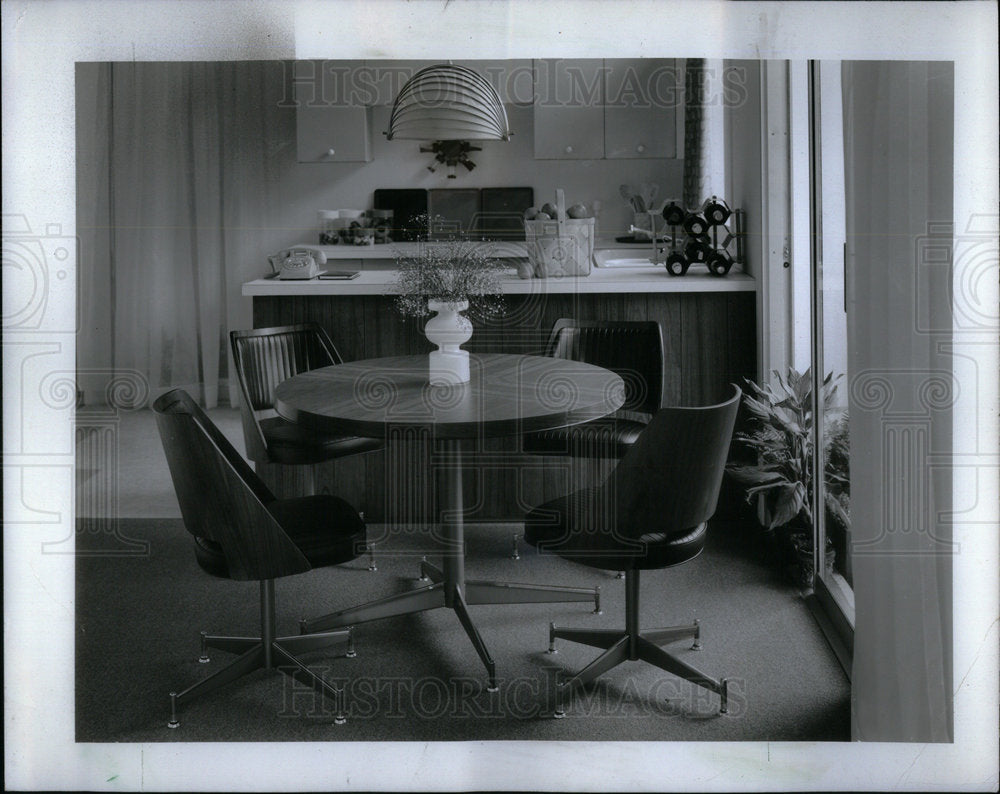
[229,323,343,461]
[152,389,312,581]
[607,385,741,538]
[546,319,664,414]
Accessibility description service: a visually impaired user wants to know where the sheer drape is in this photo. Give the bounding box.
[843,61,954,742]
[79,61,277,407]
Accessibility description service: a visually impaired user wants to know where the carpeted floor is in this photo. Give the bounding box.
[75,406,849,742]
[76,517,850,742]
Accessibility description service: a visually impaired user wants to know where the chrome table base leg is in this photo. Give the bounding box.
[301,582,445,634]
[452,586,498,692]
[549,626,623,651]
[642,621,701,649]
[419,557,444,583]
[465,580,600,612]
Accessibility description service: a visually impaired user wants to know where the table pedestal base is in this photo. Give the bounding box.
[299,440,601,690]
[299,560,600,691]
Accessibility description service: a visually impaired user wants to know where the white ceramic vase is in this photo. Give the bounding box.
[424,299,472,386]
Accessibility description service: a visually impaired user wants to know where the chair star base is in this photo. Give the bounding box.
[547,571,729,718]
[167,580,354,728]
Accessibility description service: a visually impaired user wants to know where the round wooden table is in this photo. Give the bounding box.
[275,353,625,690]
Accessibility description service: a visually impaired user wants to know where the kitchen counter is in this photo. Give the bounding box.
[246,236,754,296]
[245,251,757,521]
[298,241,531,260]
[242,266,754,296]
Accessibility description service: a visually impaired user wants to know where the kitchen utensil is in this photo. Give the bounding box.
[620,184,642,212]
[641,182,659,209]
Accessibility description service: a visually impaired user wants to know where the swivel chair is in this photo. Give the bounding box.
[154,388,367,727]
[523,386,740,717]
[522,319,664,458]
[229,323,383,495]
[518,318,665,563]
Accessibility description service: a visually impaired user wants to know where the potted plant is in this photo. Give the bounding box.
[389,226,506,386]
[726,367,850,590]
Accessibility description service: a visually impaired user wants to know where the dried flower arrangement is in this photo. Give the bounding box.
[388,218,508,320]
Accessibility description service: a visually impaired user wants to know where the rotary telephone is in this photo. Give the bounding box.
[270,246,327,279]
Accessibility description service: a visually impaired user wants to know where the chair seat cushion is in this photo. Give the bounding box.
[192,495,366,578]
[523,488,707,571]
[192,535,230,578]
[259,416,382,464]
[268,496,367,568]
[522,416,647,458]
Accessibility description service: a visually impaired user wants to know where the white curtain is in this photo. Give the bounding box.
[843,61,954,742]
[78,61,278,408]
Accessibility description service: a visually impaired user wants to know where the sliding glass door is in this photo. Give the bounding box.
[804,60,854,659]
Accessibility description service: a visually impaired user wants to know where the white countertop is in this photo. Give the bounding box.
[243,266,755,296]
[306,241,531,260]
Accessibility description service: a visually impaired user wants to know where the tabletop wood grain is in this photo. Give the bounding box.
[274,353,625,439]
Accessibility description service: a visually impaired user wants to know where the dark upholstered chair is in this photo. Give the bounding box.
[153,389,367,728]
[523,386,741,717]
[522,319,664,459]
[229,324,383,494]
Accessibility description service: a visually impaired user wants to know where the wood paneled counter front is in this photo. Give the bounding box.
[243,267,756,521]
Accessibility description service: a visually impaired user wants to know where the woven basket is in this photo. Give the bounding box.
[524,189,595,277]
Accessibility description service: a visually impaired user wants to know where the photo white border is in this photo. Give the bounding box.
[3,1,997,790]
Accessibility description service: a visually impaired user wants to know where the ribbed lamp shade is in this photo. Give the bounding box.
[386,64,511,141]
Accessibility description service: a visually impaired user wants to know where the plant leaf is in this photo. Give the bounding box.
[765,482,805,529]
[726,466,787,486]
[793,367,812,404]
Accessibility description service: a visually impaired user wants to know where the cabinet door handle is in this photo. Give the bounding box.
[327,148,336,157]
[636,144,645,153]
[564,145,574,154]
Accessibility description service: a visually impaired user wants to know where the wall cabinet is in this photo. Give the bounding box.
[294,60,372,163]
[532,59,606,160]
[292,58,679,163]
[604,58,680,159]
[533,58,681,160]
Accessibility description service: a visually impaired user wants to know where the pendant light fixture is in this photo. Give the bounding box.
[385,63,511,177]
[386,63,511,141]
